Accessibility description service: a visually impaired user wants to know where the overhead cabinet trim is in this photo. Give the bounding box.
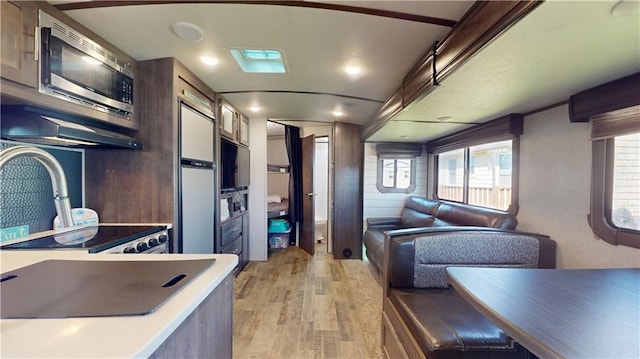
[362,0,542,141]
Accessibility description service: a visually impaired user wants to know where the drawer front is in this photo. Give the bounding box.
[222,235,242,256]
[221,216,242,247]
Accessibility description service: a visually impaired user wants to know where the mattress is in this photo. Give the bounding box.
[268,199,289,218]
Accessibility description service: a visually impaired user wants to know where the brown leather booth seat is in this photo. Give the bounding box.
[364,196,519,274]
[389,288,528,359]
[381,228,557,359]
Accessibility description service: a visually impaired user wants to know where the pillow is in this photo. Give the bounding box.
[267,195,282,203]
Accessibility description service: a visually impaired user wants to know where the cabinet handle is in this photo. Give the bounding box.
[231,227,239,232]
[231,248,240,254]
[33,26,39,61]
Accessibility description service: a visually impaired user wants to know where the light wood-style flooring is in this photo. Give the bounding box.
[233,242,383,359]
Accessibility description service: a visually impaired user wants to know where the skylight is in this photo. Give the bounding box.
[229,48,287,73]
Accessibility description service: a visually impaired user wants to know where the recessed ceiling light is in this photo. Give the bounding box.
[344,65,362,76]
[250,105,261,112]
[200,56,219,66]
[171,22,204,41]
[332,110,344,117]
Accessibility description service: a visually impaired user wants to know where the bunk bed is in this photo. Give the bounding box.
[267,164,290,219]
[267,195,289,219]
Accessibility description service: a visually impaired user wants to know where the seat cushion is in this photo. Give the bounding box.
[389,287,527,359]
[363,229,386,272]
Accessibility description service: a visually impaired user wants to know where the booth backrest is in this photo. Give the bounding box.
[386,227,556,288]
[399,196,518,229]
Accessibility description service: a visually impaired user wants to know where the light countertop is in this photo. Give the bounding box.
[1,251,237,358]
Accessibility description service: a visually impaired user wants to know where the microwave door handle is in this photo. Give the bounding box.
[41,27,51,85]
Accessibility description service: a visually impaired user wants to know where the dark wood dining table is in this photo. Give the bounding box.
[446,267,640,359]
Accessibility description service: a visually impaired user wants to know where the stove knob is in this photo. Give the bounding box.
[136,242,148,252]
[148,237,158,247]
[123,247,136,254]
[158,234,168,243]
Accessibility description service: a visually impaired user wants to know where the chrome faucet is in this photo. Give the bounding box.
[0,145,75,228]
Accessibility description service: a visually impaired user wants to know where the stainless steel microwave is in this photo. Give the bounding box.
[39,11,134,119]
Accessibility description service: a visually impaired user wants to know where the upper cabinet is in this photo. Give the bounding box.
[177,74,216,118]
[1,1,38,88]
[239,114,249,146]
[220,103,237,140]
[219,100,249,146]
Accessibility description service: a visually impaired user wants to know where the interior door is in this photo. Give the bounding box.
[300,134,315,255]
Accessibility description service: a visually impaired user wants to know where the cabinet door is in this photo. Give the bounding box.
[239,114,250,145]
[220,105,236,140]
[1,1,38,88]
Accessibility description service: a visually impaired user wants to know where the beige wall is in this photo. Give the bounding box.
[517,105,640,268]
[248,118,268,261]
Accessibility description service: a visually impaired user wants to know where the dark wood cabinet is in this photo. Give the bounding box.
[332,122,364,259]
[1,1,38,88]
[149,273,233,358]
[220,191,249,271]
[85,58,216,252]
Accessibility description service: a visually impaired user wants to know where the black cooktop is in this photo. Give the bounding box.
[0,225,166,253]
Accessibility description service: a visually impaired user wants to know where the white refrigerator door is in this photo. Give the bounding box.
[181,166,215,253]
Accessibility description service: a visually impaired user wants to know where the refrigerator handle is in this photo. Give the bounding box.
[181,158,215,169]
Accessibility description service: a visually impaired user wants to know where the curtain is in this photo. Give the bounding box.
[285,125,303,244]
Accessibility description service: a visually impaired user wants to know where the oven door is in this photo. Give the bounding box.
[143,243,169,254]
[40,28,134,117]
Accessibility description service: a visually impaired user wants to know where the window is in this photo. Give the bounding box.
[569,72,640,248]
[611,133,640,231]
[376,143,421,194]
[437,149,464,202]
[381,159,413,190]
[590,112,640,248]
[436,141,513,210]
[428,114,523,213]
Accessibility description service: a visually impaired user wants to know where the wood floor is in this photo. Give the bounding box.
[233,242,382,359]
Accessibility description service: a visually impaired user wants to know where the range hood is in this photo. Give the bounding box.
[1,106,140,149]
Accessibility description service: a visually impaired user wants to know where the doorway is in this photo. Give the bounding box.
[314,136,330,252]
[265,122,332,256]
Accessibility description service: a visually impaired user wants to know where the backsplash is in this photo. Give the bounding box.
[0,142,83,235]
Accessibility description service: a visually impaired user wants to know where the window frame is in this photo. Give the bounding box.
[589,109,640,249]
[375,143,422,194]
[427,114,523,214]
[376,157,417,193]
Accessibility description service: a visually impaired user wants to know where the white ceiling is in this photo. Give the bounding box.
[51,0,639,143]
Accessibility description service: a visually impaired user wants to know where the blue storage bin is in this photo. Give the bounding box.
[268,219,289,233]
